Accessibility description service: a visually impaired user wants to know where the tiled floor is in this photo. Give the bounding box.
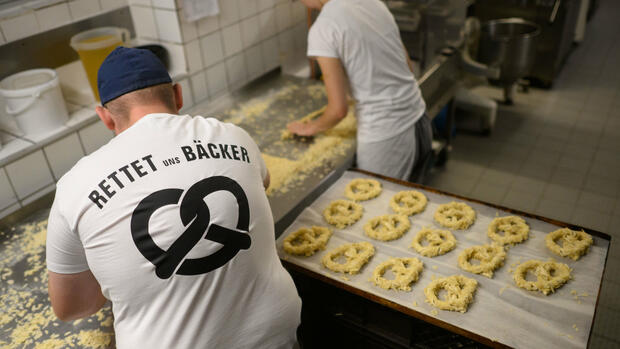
[427,0,620,347]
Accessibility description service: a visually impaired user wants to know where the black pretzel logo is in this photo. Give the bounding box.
[130,176,251,279]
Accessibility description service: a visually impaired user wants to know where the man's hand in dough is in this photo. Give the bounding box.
[287,120,317,136]
[287,56,349,137]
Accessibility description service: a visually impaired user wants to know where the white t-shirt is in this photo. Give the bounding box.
[46,114,301,349]
[308,0,426,143]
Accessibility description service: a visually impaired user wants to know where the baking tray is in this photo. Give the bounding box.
[276,169,611,349]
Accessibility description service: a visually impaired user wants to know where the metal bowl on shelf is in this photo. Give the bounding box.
[477,18,540,104]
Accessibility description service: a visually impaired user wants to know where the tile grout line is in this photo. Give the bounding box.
[0,166,21,209]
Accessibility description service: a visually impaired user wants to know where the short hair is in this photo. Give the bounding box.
[104,83,176,119]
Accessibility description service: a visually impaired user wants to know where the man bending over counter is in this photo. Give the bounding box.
[288,0,433,181]
[46,47,301,349]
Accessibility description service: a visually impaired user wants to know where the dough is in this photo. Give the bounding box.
[434,202,476,230]
[345,178,382,201]
[487,216,529,246]
[424,275,478,313]
[545,228,593,260]
[371,257,423,291]
[513,260,572,295]
[390,190,428,216]
[364,214,411,241]
[322,241,375,274]
[410,228,457,257]
[282,226,332,256]
[458,244,506,278]
[323,199,363,228]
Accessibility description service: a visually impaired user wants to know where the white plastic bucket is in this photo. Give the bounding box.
[0,69,69,136]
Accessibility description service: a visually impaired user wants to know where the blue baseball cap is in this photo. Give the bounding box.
[97,46,172,105]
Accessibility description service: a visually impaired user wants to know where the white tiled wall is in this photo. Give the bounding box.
[0,12,40,42]
[184,39,203,74]
[5,150,54,200]
[131,5,158,40]
[68,0,102,21]
[178,9,198,42]
[261,36,280,72]
[275,2,292,31]
[35,3,72,31]
[21,183,56,206]
[130,0,308,106]
[219,0,240,28]
[101,0,128,11]
[0,110,118,220]
[245,45,265,81]
[222,23,243,57]
[225,53,248,89]
[0,0,128,44]
[152,0,176,10]
[240,0,259,19]
[0,168,18,211]
[205,62,228,98]
[197,15,219,36]
[78,121,114,154]
[200,31,224,67]
[258,9,277,40]
[128,0,151,6]
[43,133,85,180]
[258,0,275,12]
[240,15,260,49]
[154,7,182,43]
[190,71,208,103]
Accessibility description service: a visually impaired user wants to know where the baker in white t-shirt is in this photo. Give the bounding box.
[288,0,432,181]
[46,47,301,348]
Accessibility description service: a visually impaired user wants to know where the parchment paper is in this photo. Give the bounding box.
[275,171,609,349]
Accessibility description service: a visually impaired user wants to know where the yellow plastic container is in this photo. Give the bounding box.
[70,27,129,101]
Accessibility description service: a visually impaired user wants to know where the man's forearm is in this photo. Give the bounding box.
[308,109,346,134]
[60,292,107,321]
[48,270,108,321]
